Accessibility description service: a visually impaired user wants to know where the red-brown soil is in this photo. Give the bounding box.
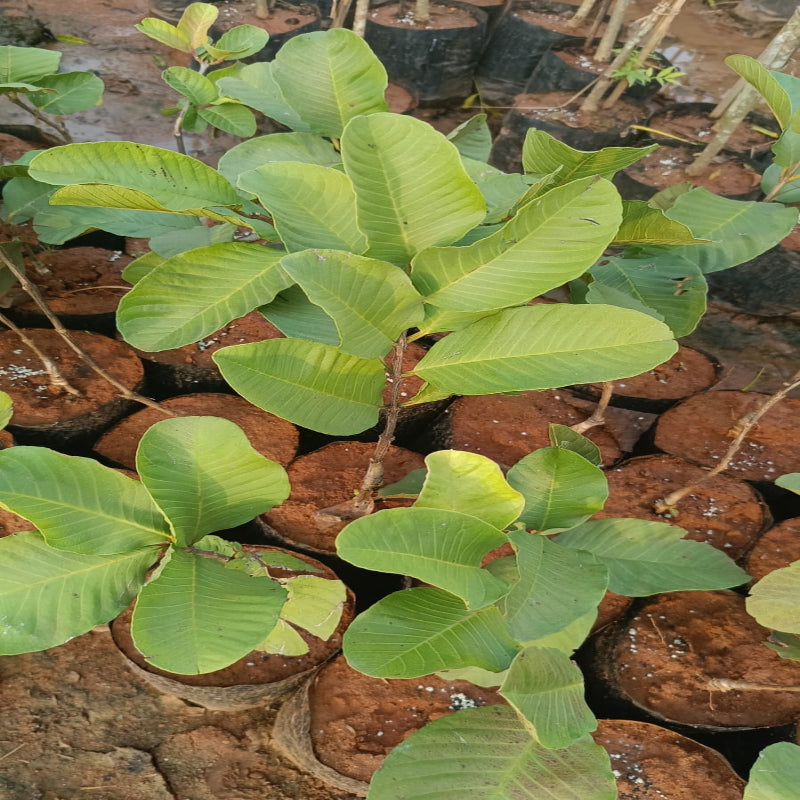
[213,1,318,37]
[593,718,745,799]
[507,91,643,134]
[604,590,800,728]
[597,454,770,560]
[654,390,800,482]
[0,507,35,537]
[111,547,353,688]
[308,656,505,783]
[746,517,800,582]
[0,132,38,164]
[263,441,426,553]
[0,328,143,426]
[369,3,478,30]
[515,6,593,36]
[19,247,132,316]
[94,393,298,468]
[435,389,622,469]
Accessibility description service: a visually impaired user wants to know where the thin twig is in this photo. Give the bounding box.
[0,743,25,763]
[655,370,800,512]
[567,0,599,28]
[6,96,71,143]
[707,678,800,693]
[594,0,630,63]
[571,381,613,434]
[0,248,176,416]
[585,0,613,46]
[0,310,81,396]
[315,332,409,524]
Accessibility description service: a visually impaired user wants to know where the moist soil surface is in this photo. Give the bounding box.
[597,454,770,560]
[94,393,299,468]
[508,91,643,133]
[745,517,800,582]
[212,1,318,37]
[369,3,478,30]
[604,591,800,729]
[515,6,594,36]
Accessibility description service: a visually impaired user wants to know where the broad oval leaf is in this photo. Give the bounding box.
[0,447,172,554]
[502,532,608,642]
[259,285,340,346]
[726,54,792,130]
[416,450,524,530]
[447,114,493,162]
[117,241,290,351]
[506,447,609,530]
[280,249,424,358]
[29,72,104,114]
[368,705,616,800]
[500,646,596,749]
[411,176,622,312]
[0,45,61,83]
[412,304,677,397]
[548,424,602,466]
[239,162,367,253]
[747,561,800,635]
[555,518,749,595]
[197,102,257,138]
[776,473,800,495]
[132,548,287,674]
[614,200,706,246]
[343,587,519,678]
[342,113,486,263]
[280,574,346,641]
[271,28,388,137]
[213,338,385,435]
[162,66,216,105]
[135,18,191,51]
[136,416,290,547]
[461,157,534,224]
[218,133,341,187]
[0,532,155,655]
[29,142,239,211]
[177,1,219,49]
[209,24,269,60]
[337,507,509,609]
[744,742,800,800]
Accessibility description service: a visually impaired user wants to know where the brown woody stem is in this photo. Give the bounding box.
[655,369,800,512]
[571,381,613,434]
[7,96,71,143]
[0,248,176,416]
[707,678,800,693]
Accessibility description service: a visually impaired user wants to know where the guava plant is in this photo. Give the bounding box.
[334,437,749,796]
[0,415,346,674]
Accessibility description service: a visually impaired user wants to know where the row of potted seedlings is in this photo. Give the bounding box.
[2,15,800,796]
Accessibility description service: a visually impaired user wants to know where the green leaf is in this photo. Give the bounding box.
[525,609,597,655]
[177,2,218,49]
[447,114,493,162]
[412,304,677,397]
[416,450,524,530]
[460,158,534,225]
[0,448,172,555]
[1,175,55,222]
[135,17,192,52]
[0,391,12,429]
[378,468,428,499]
[502,532,608,641]
[28,142,239,211]
[747,561,800,635]
[343,587,519,678]
[765,631,800,661]
[0,532,154,655]
[0,45,61,83]
[197,102,257,137]
[521,129,657,182]
[614,200,706,245]
[726,55,792,130]
[337,508,509,609]
[28,71,104,114]
[216,62,310,131]
[500,647,596,749]
[259,285,340,346]
[162,66,217,105]
[341,113,486,263]
[555,518,750,595]
[213,338,385,435]
[116,242,289,351]
[586,256,708,337]
[648,182,693,211]
[776,473,800,495]
[280,249,424,358]
[148,221,236,258]
[548,424,602,466]
[257,618,309,655]
[136,416,290,547]
[434,665,507,687]
[411,176,621,312]
[761,162,800,201]
[239,162,367,253]
[506,447,609,531]
[744,742,800,800]
[217,133,341,188]
[280,575,346,640]
[368,705,617,800]
[271,28,389,138]
[132,548,287,674]
[0,80,54,94]
[207,24,269,60]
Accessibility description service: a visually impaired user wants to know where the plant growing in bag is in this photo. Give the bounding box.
[333,439,749,796]
[0,415,346,674]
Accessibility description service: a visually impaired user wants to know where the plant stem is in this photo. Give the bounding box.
[7,96,71,143]
[602,0,686,108]
[415,0,430,24]
[352,0,370,36]
[762,159,800,202]
[0,310,82,396]
[567,0,599,28]
[330,0,354,28]
[571,381,613,434]
[707,678,800,693]
[173,62,210,155]
[655,369,800,512]
[315,332,409,524]
[584,0,612,48]
[0,248,176,416]
[594,0,629,63]
[689,8,800,175]
[254,0,270,19]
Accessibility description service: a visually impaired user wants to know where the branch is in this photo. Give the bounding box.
[7,95,71,143]
[571,381,613,434]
